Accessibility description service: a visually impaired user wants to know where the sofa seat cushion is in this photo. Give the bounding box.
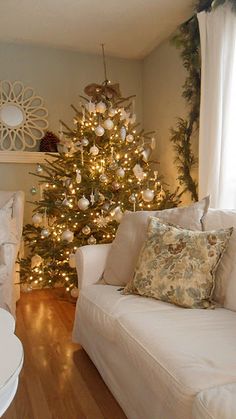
[78,285,176,341]
[192,383,236,419]
[116,307,236,418]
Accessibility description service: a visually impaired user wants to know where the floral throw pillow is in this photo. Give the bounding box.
[122,217,233,309]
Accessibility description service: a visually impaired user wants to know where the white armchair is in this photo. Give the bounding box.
[75,244,111,290]
[0,191,24,314]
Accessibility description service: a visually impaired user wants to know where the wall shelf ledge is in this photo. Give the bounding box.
[0,151,57,164]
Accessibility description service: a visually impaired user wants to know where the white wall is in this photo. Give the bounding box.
[143,37,197,203]
[0,42,143,223]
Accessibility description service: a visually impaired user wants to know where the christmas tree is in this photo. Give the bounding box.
[20,76,180,296]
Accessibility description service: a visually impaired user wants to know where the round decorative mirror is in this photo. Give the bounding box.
[0,104,24,128]
[0,80,48,151]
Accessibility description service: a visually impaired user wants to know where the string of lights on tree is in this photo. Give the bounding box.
[20,46,180,296]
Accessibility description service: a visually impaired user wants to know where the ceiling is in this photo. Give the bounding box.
[0,0,194,59]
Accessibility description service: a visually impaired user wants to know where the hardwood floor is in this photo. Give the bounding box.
[3,289,127,419]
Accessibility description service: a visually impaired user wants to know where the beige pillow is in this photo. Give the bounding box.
[103,197,210,286]
[123,217,232,309]
[203,209,236,311]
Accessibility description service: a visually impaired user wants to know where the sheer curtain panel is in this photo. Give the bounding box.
[198,4,236,208]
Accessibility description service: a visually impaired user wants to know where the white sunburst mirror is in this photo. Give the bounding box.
[0,80,48,151]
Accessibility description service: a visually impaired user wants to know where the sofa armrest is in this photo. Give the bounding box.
[75,244,111,289]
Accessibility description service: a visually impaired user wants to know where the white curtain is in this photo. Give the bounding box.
[198,4,236,209]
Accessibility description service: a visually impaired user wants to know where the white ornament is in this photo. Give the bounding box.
[126,134,134,143]
[95,125,105,137]
[142,189,154,202]
[68,253,76,268]
[95,215,109,228]
[36,164,43,174]
[78,196,90,211]
[116,167,125,178]
[130,113,136,124]
[76,169,82,184]
[120,126,126,141]
[112,181,120,190]
[151,137,156,150]
[62,197,70,207]
[71,287,79,298]
[120,107,129,121]
[86,101,96,113]
[61,229,74,242]
[96,101,106,114]
[103,118,114,130]
[90,145,99,156]
[41,228,50,238]
[31,254,43,269]
[90,191,95,205]
[133,164,144,181]
[112,206,123,223]
[142,148,152,163]
[108,108,116,117]
[21,284,33,293]
[32,213,43,225]
[99,174,108,183]
[88,235,97,245]
[129,194,136,203]
[81,137,89,146]
[82,225,91,235]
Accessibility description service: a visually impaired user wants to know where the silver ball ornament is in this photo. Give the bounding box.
[99,174,108,183]
[30,187,37,195]
[21,284,33,293]
[129,194,136,203]
[95,125,105,137]
[82,225,91,235]
[108,108,116,117]
[112,181,120,190]
[90,145,99,156]
[88,235,97,245]
[61,230,74,242]
[142,189,154,202]
[81,137,89,146]
[126,134,134,143]
[71,287,79,298]
[96,101,106,114]
[116,167,125,178]
[109,161,118,171]
[32,213,43,225]
[41,228,50,238]
[103,118,114,130]
[78,196,90,211]
[36,164,43,174]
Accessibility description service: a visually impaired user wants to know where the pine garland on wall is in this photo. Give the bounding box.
[171,0,236,201]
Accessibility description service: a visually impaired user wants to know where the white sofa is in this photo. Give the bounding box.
[73,209,236,419]
[0,191,24,314]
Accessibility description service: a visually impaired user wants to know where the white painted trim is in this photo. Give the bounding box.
[0,151,57,164]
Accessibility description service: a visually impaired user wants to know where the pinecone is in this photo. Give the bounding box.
[40,131,59,152]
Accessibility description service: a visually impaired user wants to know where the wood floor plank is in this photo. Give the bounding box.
[2,289,127,419]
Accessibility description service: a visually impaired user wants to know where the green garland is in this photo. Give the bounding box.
[171,0,236,201]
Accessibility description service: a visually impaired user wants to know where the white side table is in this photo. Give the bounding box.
[0,308,23,417]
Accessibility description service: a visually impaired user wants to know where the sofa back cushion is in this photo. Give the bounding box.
[203,209,236,311]
[103,197,209,286]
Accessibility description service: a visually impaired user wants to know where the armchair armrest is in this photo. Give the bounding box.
[75,244,111,290]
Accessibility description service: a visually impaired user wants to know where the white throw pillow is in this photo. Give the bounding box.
[103,197,210,286]
[202,208,236,311]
